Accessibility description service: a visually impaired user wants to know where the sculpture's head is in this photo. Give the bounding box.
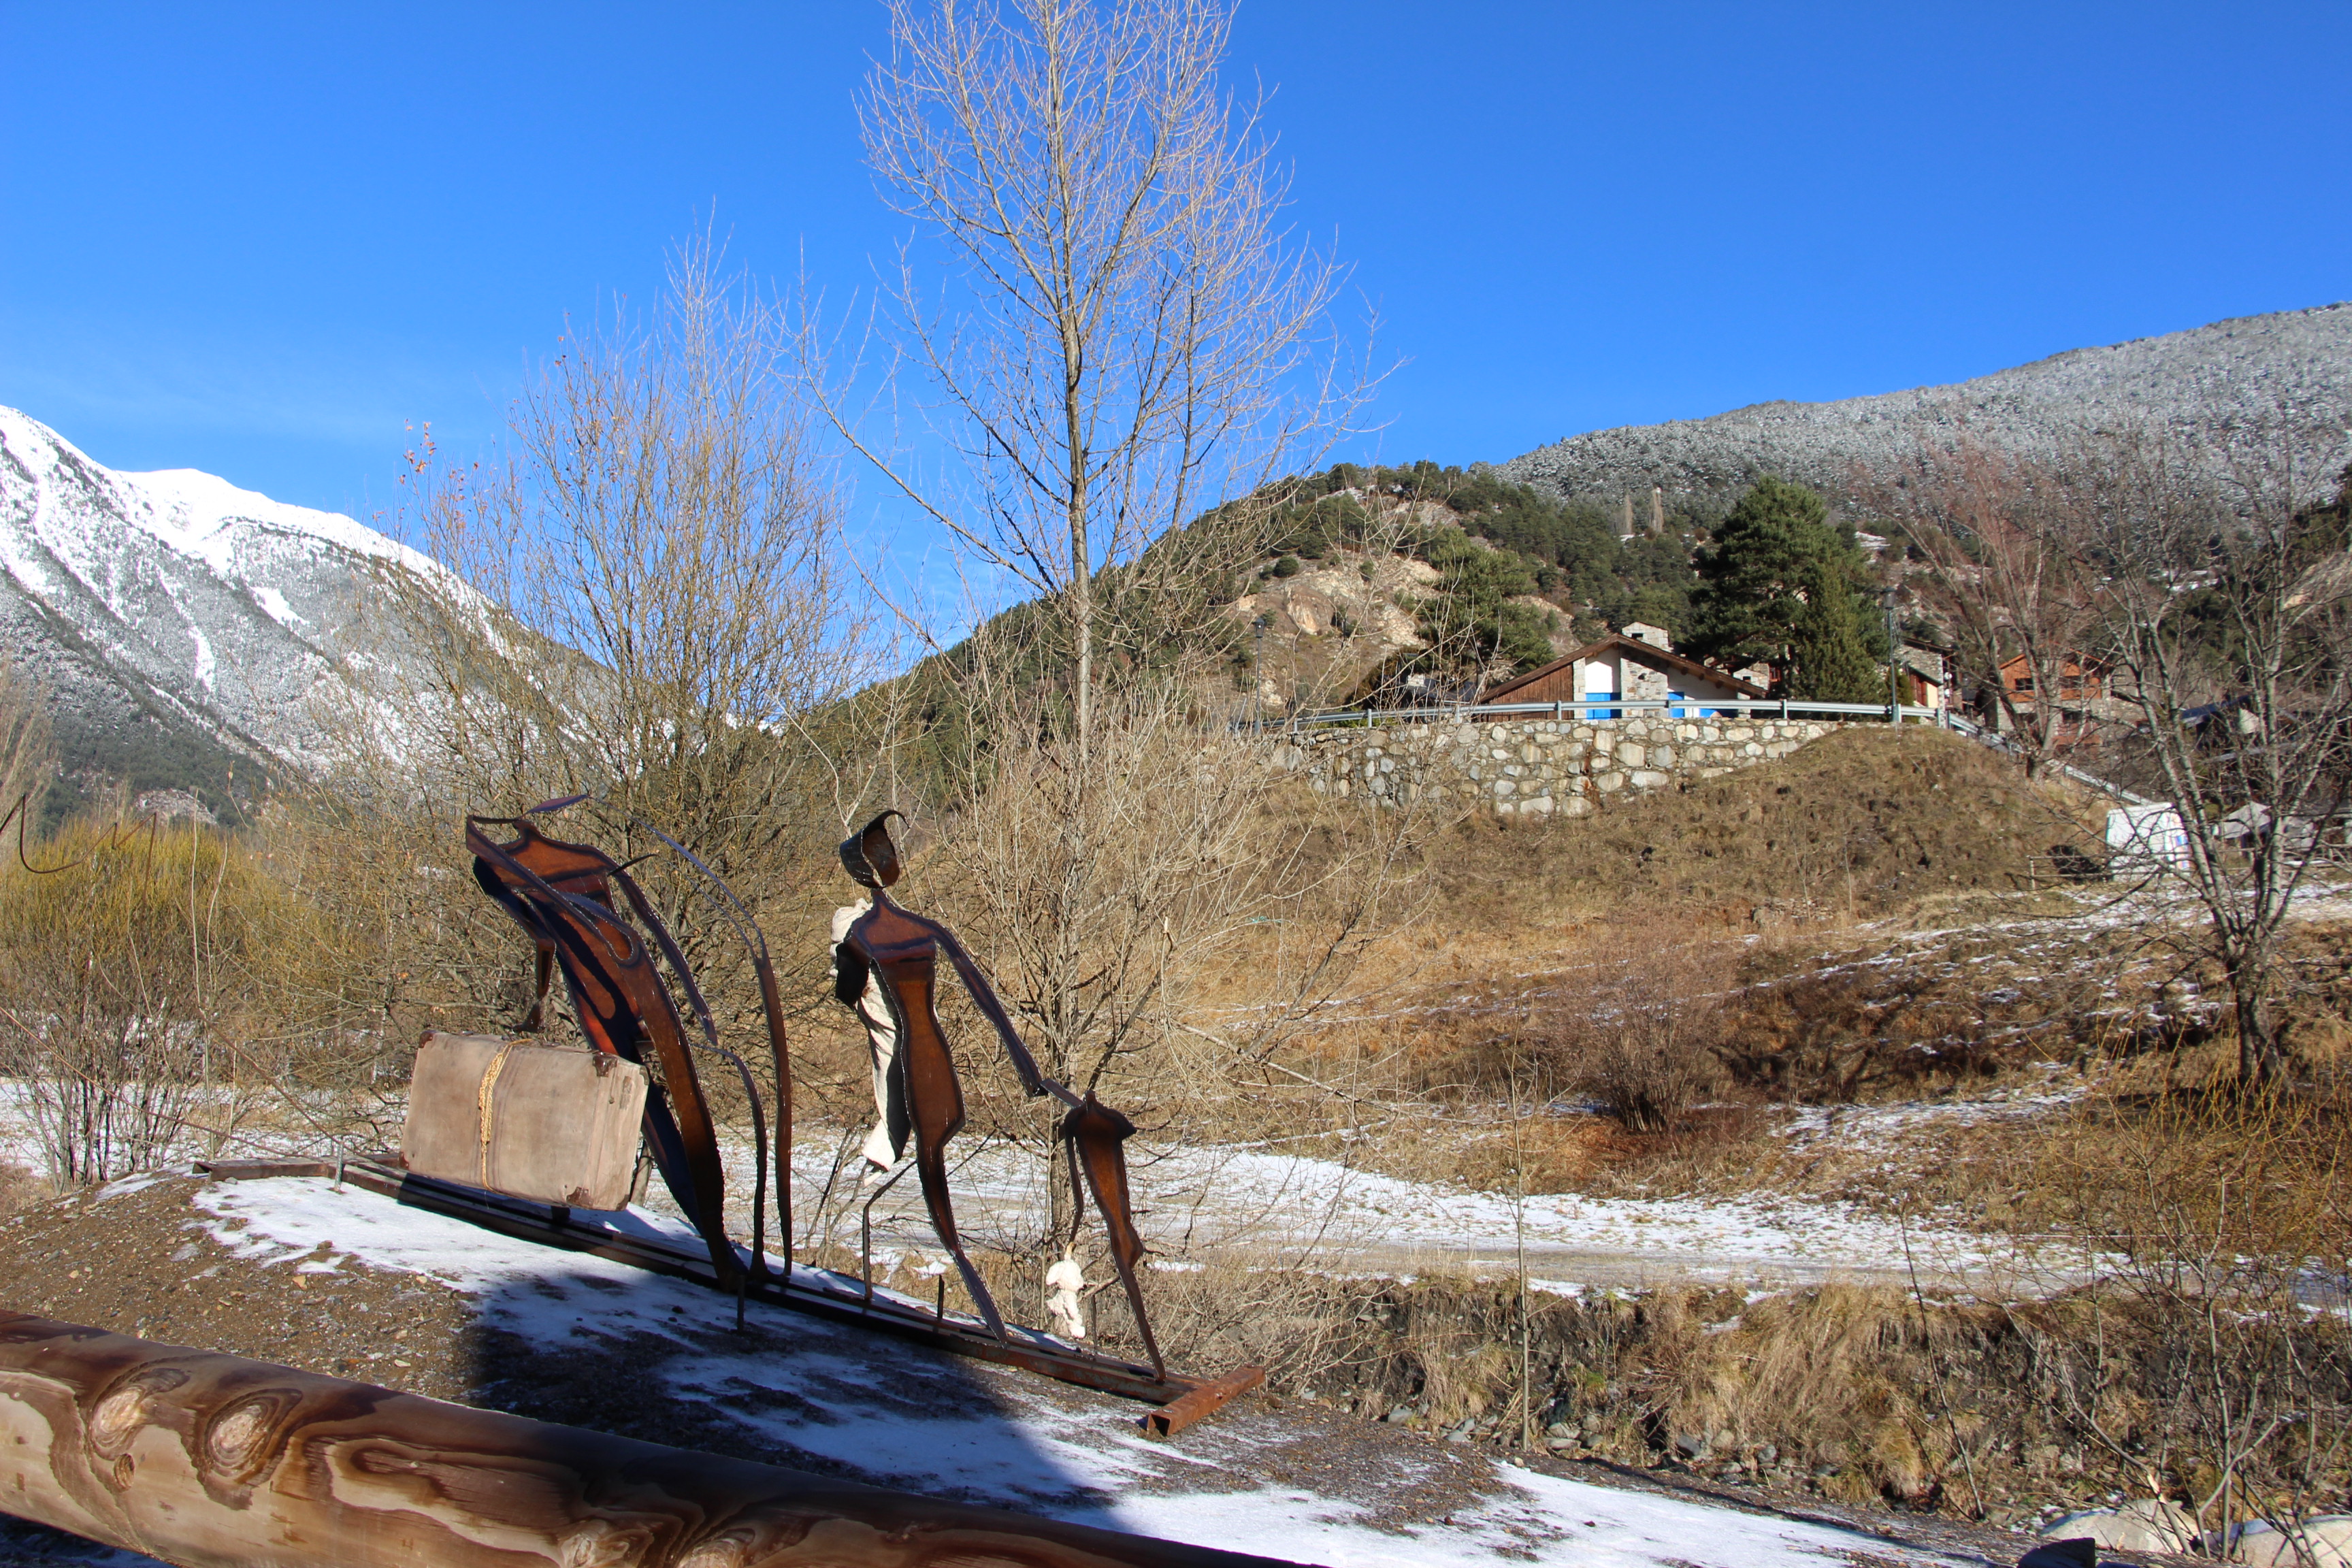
[838,810,904,889]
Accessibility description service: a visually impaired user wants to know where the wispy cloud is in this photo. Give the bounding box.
[0,307,517,452]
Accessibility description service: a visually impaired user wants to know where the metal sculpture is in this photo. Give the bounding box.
[465,801,792,1294]
[832,811,1164,1377]
[441,802,1225,1407]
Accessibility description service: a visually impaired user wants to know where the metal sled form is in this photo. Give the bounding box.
[299,797,1260,1435]
[198,1154,1262,1434]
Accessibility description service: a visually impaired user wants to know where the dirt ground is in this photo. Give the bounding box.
[0,1170,2166,1568]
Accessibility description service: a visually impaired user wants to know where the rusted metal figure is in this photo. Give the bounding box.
[833,812,1164,1377]
[466,802,790,1294]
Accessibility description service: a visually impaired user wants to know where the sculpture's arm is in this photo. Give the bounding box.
[832,940,872,1007]
[931,921,1061,1102]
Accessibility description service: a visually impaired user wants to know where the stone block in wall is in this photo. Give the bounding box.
[1269,715,1865,817]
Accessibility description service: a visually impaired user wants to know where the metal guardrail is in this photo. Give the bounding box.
[1940,711,2159,806]
[1277,695,1950,730]
[1252,696,2158,806]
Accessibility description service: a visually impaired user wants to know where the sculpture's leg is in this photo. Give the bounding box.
[755,955,792,1274]
[1062,1094,1164,1379]
[517,941,555,1032]
[909,1131,1007,1339]
[881,960,1009,1339]
[639,1087,702,1220]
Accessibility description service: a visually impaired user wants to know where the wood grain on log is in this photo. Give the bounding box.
[0,1313,1296,1568]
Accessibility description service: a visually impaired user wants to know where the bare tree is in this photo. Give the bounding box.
[912,628,1423,1110]
[823,0,1373,755]
[333,232,875,1063]
[1872,433,2101,777]
[796,0,1395,1235]
[2060,430,2351,1083]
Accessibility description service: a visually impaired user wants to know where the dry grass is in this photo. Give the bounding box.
[1420,725,2101,932]
[0,816,350,1181]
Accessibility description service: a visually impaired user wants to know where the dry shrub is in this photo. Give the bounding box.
[0,818,305,1181]
[1529,930,1729,1133]
[1165,1257,2342,1519]
[1712,913,2221,1102]
[2021,1081,2352,1536]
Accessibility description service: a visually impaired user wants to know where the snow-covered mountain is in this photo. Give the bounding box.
[0,406,450,820]
[1499,303,2352,504]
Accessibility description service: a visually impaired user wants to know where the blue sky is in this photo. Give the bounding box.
[3,1,2347,540]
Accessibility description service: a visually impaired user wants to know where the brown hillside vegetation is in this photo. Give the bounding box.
[1424,725,2096,931]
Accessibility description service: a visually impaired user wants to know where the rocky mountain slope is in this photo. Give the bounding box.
[0,406,452,821]
[1499,303,2352,504]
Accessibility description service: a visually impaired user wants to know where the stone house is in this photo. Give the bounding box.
[1474,630,1767,719]
[1898,640,1953,710]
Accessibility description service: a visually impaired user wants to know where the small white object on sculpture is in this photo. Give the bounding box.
[1045,1255,1087,1341]
[829,900,901,1171]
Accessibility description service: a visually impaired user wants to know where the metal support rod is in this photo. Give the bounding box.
[1885,583,1902,723]
[860,1160,916,1311]
[0,1313,1295,1568]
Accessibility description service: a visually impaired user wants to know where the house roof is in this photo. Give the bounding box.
[1479,634,1769,704]
[1898,644,1948,682]
[1995,651,2112,676]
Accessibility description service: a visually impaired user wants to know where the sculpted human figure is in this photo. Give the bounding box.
[830,812,1164,1373]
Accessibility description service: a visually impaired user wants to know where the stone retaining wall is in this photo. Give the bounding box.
[1271,713,1863,815]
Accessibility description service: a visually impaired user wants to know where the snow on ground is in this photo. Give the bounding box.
[799,1134,2027,1292]
[193,1174,1974,1568]
[0,1073,2028,1295]
[1773,1077,2088,1156]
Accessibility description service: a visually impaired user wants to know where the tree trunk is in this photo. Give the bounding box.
[2232,971,2290,1086]
[0,1313,1290,1568]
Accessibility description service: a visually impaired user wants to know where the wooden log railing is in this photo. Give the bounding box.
[0,1313,1297,1568]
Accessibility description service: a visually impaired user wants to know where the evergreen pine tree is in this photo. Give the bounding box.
[1686,475,1886,691]
[1684,476,1847,676]
[1786,555,1885,702]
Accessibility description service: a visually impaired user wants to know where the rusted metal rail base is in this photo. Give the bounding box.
[0,1313,1294,1568]
[195,1158,1262,1434]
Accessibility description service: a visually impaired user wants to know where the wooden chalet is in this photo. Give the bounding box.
[1477,630,1767,719]
[1994,652,2110,708]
